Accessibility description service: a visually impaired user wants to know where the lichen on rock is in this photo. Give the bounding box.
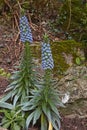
[51,40,83,77]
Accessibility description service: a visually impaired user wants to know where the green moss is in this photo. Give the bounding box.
[51,40,83,77]
[0,68,11,78]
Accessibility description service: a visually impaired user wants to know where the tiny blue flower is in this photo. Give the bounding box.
[41,42,54,70]
[19,15,33,43]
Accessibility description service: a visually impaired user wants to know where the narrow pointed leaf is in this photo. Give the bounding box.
[26,112,34,129]
[33,107,42,125]
[0,102,13,109]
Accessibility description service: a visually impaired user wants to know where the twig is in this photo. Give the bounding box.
[27,12,32,25]
[4,0,12,10]
[14,14,20,31]
[79,115,87,119]
[13,32,20,42]
[67,0,72,31]
[17,1,22,10]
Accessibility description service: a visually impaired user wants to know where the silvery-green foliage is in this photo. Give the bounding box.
[2,42,36,104]
[22,70,63,130]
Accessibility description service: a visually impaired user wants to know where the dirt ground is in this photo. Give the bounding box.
[0,16,87,130]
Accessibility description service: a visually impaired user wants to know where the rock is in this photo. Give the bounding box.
[0,44,4,48]
[0,127,7,130]
[6,58,11,64]
[57,65,87,102]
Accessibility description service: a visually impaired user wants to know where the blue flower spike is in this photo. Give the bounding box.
[41,35,54,70]
[20,15,33,43]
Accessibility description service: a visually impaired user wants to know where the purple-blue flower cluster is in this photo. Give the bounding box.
[20,15,33,43]
[41,42,54,70]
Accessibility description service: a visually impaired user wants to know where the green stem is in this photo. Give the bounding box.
[44,69,51,102]
[41,113,47,130]
[25,42,32,73]
[44,69,51,87]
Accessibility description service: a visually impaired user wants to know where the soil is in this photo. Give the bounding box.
[0,16,87,130]
[0,77,9,97]
[61,115,87,130]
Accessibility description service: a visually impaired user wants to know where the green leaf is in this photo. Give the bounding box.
[11,89,18,98]
[51,112,60,130]
[26,112,35,129]
[3,122,11,128]
[13,95,19,106]
[10,110,16,117]
[17,86,23,95]
[5,84,16,91]
[13,123,20,130]
[3,110,11,120]
[52,120,59,130]
[1,118,8,125]
[46,108,52,122]
[6,82,20,93]
[19,118,25,128]
[21,90,26,103]
[25,78,29,88]
[22,106,31,111]
[12,71,20,75]
[42,102,46,113]
[22,100,32,106]
[0,92,12,102]
[33,107,42,125]
[0,102,13,109]
[76,57,81,65]
[48,100,60,117]
[9,78,23,86]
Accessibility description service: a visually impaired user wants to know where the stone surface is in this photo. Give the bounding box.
[57,65,87,116]
[0,128,7,130]
[57,65,87,102]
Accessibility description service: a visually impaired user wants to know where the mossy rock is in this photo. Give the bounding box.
[51,40,83,77]
[32,40,83,77]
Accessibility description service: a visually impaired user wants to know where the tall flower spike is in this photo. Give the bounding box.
[41,42,54,70]
[20,15,33,43]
